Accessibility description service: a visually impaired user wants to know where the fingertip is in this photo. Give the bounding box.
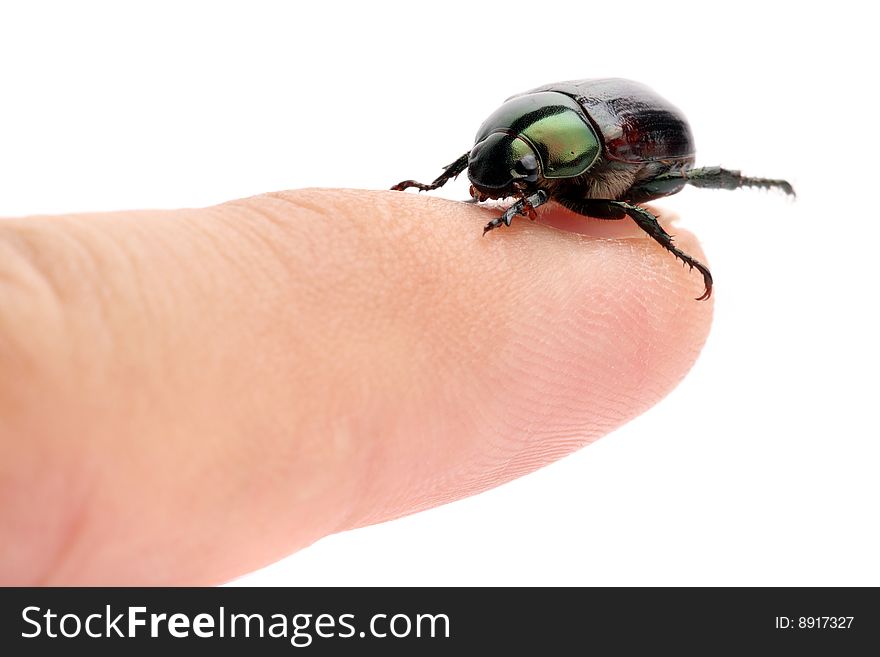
[304,189,714,525]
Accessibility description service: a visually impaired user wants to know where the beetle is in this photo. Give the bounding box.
[391,78,794,300]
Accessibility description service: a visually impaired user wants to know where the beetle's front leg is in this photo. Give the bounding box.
[482,190,548,235]
[482,202,523,235]
[392,152,470,192]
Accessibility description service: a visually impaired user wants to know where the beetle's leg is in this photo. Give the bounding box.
[482,203,520,234]
[482,190,548,235]
[391,152,470,192]
[513,182,539,220]
[632,166,795,200]
[617,202,713,301]
[555,197,713,300]
[684,167,795,197]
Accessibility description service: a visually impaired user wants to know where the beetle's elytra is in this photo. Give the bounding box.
[392,78,794,300]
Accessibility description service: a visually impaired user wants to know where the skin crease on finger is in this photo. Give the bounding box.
[0,188,712,584]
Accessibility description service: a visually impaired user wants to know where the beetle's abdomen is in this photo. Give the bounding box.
[516,78,695,164]
[591,100,694,163]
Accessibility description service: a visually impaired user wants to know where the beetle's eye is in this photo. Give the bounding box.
[513,154,538,181]
[514,154,537,175]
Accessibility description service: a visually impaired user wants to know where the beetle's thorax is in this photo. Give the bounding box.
[467,91,602,201]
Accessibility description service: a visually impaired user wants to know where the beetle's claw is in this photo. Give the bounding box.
[694,268,714,301]
[391,180,420,192]
[483,218,504,235]
[391,180,438,193]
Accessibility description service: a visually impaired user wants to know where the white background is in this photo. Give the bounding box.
[1,1,876,585]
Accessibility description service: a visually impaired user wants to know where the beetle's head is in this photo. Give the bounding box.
[467,131,539,201]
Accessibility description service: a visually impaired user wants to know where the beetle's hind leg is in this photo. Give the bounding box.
[391,152,470,192]
[633,166,795,199]
[685,166,795,196]
[555,197,713,300]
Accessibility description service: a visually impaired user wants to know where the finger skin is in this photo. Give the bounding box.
[0,189,712,584]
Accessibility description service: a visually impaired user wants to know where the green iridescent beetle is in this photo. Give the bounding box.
[392,78,794,300]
